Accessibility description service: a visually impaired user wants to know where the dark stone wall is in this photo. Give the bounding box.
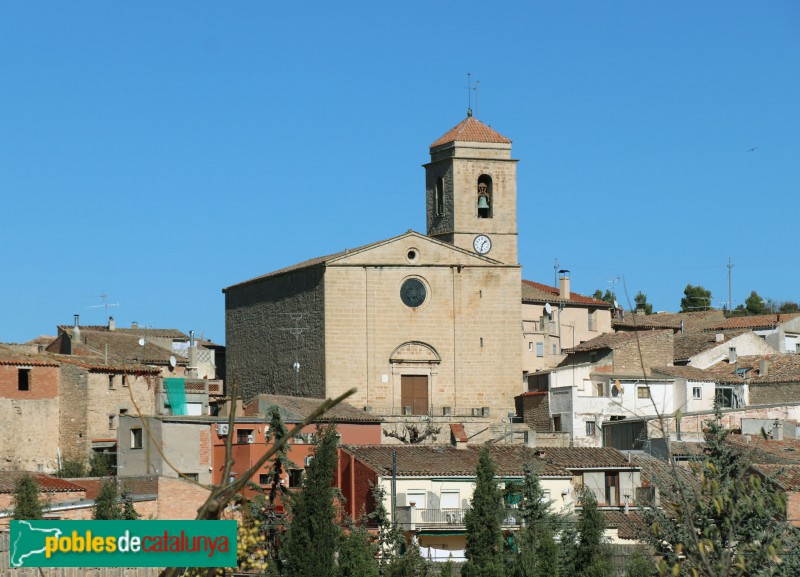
[426,163,454,236]
[225,266,326,402]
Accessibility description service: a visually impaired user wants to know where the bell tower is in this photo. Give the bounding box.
[424,114,519,265]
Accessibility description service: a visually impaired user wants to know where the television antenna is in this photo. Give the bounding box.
[87,293,119,318]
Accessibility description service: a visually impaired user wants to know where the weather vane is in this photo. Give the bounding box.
[466,73,479,117]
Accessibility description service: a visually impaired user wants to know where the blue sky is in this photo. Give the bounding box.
[1,1,798,344]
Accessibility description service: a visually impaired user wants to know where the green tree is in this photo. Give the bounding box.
[641,409,796,577]
[509,464,560,577]
[680,284,712,312]
[367,482,404,574]
[89,452,114,476]
[744,291,767,315]
[778,301,799,314]
[57,458,87,478]
[283,424,341,577]
[386,540,429,577]
[634,291,653,315]
[120,490,139,520]
[338,523,379,577]
[441,559,456,577]
[94,479,122,520]
[462,448,505,577]
[592,290,615,304]
[12,474,44,520]
[623,547,657,577]
[574,490,611,577]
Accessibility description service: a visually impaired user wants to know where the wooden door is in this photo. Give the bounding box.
[401,375,429,416]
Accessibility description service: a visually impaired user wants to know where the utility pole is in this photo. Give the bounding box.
[727,257,734,316]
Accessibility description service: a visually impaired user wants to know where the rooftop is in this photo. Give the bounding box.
[521,280,612,308]
[704,313,800,331]
[0,472,86,494]
[563,330,672,354]
[704,354,800,385]
[246,393,382,423]
[613,310,725,332]
[430,116,511,149]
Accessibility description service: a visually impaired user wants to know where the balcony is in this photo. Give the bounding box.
[395,507,523,531]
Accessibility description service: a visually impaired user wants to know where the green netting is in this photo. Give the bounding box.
[164,377,187,415]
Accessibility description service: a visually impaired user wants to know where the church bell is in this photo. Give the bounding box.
[477,195,490,209]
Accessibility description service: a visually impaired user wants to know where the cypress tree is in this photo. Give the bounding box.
[574,490,611,577]
[338,523,379,577]
[283,424,341,577]
[94,478,122,520]
[120,490,139,520]
[12,474,44,520]
[462,448,505,577]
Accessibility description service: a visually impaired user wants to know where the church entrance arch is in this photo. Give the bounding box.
[390,342,440,416]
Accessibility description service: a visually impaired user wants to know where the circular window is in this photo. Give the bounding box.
[406,248,419,264]
[400,278,427,308]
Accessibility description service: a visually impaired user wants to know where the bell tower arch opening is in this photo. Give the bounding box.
[477,174,492,218]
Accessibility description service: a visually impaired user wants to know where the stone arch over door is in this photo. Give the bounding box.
[390,342,440,416]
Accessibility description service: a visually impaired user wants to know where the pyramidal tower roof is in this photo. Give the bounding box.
[430,115,512,149]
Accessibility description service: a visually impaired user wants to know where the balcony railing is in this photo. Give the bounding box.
[396,507,523,530]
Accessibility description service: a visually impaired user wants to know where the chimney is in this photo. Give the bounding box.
[108,316,116,331]
[759,359,769,377]
[715,333,725,342]
[680,320,685,334]
[131,321,139,330]
[450,424,468,450]
[773,420,784,441]
[72,314,81,343]
[728,347,737,364]
[558,270,570,299]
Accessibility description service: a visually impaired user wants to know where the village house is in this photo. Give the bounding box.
[703,313,800,354]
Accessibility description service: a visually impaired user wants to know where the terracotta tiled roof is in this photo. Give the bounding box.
[245,394,382,423]
[50,328,180,367]
[704,354,800,385]
[751,464,800,491]
[633,453,699,489]
[650,365,718,381]
[59,326,189,339]
[534,447,637,470]
[342,445,573,478]
[726,436,800,464]
[613,310,726,332]
[0,345,59,367]
[52,354,161,374]
[703,313,800,331]
[0,472,86,493]
[673,331,747,361]
[600,510,647,540]
[521,280,612,308]
[430,116,511,148]
[563,330,672,354]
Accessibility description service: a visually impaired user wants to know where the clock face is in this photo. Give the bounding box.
[473,235,492,254]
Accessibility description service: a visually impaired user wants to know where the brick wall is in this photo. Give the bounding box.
[0,364,58,399]
[225,265,326,402]
[787,492,800,527]
[155,476,211,519]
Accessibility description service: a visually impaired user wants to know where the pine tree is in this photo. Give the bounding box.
[367,482,404,574]
[94,479,122,520]
[386,540,429,577]
[510,464,559,577]
[634,291,653,315]
[338,522,379,577]
[641,409,794,577]
[283,424,341,577]
[532,527,558,577]
[574,490,611,577]
[680,284,712,312]
[120,490,139,520]
[12,474,44,520]
[441,558,456,577]
[462,448,504,577]
[623,547,656,577]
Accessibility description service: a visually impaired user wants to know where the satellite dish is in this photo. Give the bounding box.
[613,299,619,309]
[138,338,146,346]
[544,303,552,315]
[169,356,177,368]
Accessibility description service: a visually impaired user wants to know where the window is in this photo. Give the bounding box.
[594,382,604,397]
[305,456,314,467]
[552,415,562,432]
[585,421,596,436]
[237,429,255,444]
[289,469,303,488]
[588,309,596,332]
[605,473,619,506]
[434,176,445,216]
[552,343,557,355]
[693,387,702,400]
[183,473,199,482]
[259,474,270,485]
[528,342,533,351]
[637,386,651,399]
[716,388,734,408]
[131,428,143,449]
[108,375,115,389]
[536,342,544,357]
[122,375,129,387]
[541,490,551,503]
[477,175,492,218]
[18,368,30,391]
[108,414,117,430]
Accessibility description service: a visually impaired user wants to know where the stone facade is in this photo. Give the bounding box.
[225,265,326,402]
[224,117,526,423]
[59,363,158,460]
[0,363,60,472]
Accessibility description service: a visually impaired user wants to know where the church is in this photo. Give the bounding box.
[223,114,526,422]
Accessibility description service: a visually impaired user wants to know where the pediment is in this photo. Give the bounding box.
[390,341,441,364]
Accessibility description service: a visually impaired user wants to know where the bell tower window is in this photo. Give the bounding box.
[435,176,445,217]
[477,175,492,218]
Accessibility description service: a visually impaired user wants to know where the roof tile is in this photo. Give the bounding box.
[430,117,511,148]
